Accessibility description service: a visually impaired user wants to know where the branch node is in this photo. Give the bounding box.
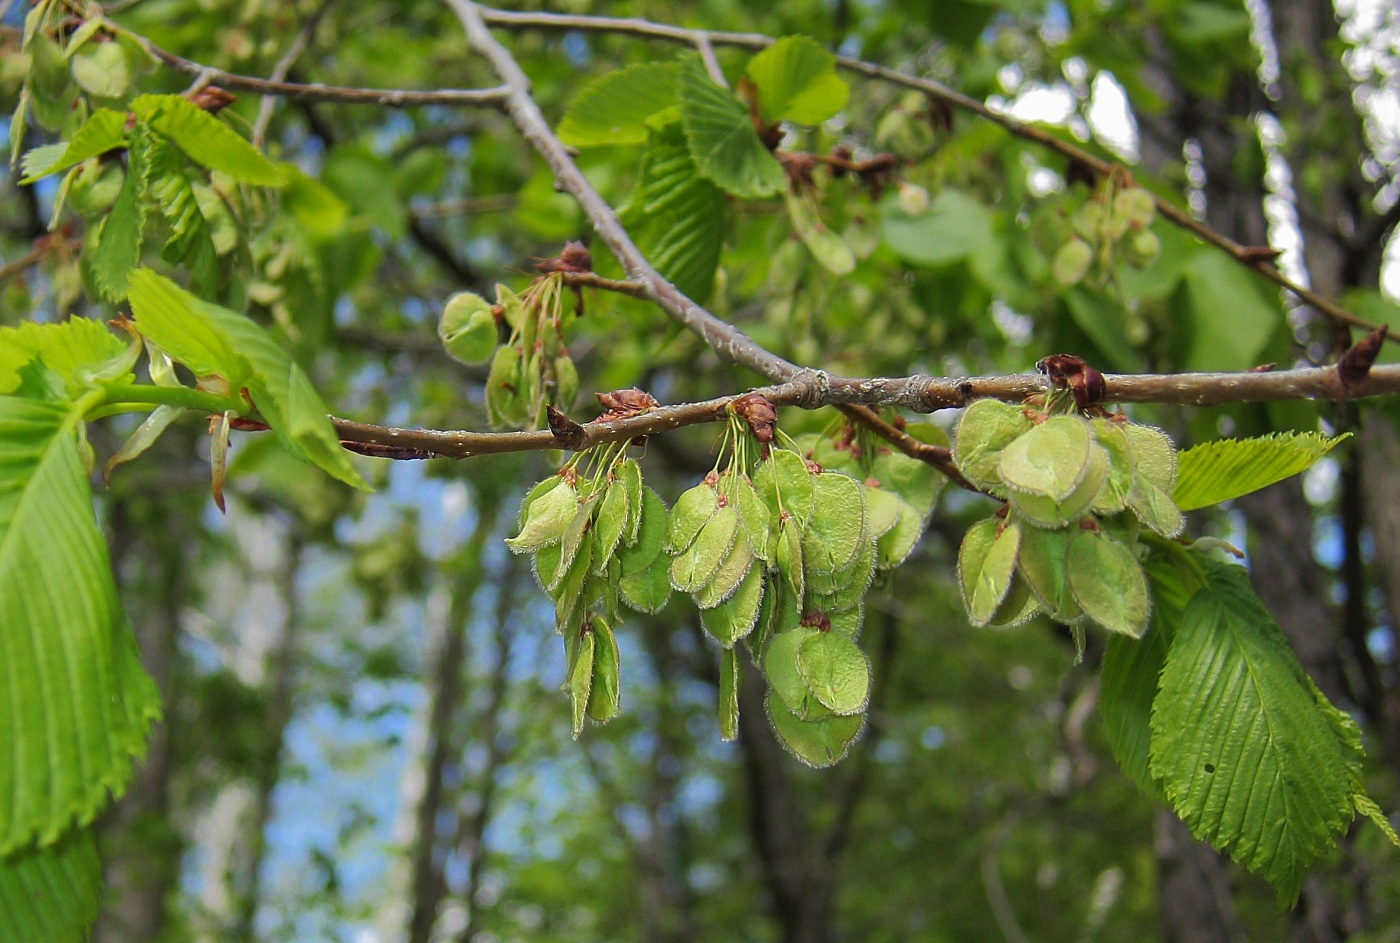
[792,368,831,409]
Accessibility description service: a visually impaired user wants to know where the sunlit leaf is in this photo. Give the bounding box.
[126,270,369,490]
[129,94,282,186]
[744,35,849,124]
[557,62,680,147]
[1173,432,1349,511]
[0,396,161,854]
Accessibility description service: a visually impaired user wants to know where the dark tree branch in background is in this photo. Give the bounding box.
[472,5,1385,341]
[251,0,338,146]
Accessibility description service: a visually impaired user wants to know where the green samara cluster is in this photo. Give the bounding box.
[506,419,941,766]
[952,398,1184,638]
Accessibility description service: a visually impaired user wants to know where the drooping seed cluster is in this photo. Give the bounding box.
[952,397,1184,638]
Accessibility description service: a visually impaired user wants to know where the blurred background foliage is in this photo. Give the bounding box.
[5,0,1400,940]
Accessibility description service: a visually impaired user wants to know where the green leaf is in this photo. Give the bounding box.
[677,57,785,198]
[90,127,154,302]
[1150,559,1357,906]
[0,319,129,396]
[0,826,101,943]
[126,270,369,491]
[1177,251,1280,372]
[129,94,282,186]
[0,397,161,854]
[881,188,995,266]
[629,123,728,301]
[1173,432,1349,511]
[19,108,127,184]
[1100,544,1202,797]
[557,62,680,147]
[149,141,217,290]
[1100,627,1169,799]
[744,35,849,125]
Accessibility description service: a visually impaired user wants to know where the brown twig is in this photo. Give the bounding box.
[139,38,511,109]
[473,5,1384,340]
[317,362,1400,462]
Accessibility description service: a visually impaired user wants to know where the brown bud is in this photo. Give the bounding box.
[1338,327,1388,387]
[1037,353,1106,409]
[730,392,777,443]
[546,405,586,450]
[185,86,237,114]
[534,240,593,274]
[595,388,659,422]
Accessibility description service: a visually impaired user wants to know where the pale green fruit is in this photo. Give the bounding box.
[1066,529,1150,638]
[766,694,864,768]
[797,632,870,716]
[506,477,578,552]
[700,564,765,647]
[1114,187,1157,229]
[438,292,497,365]
[958,518,1022,627]
[586,616,621,723]
[670,504,739,592]
[998,415,1093,502]
[1015,525,1082,622]
[1123,229,1160,268]
[953,399,1034,491]
[1052,238,1094,286]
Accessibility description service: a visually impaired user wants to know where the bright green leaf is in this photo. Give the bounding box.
[0,319,128,396]
[557,62,680,147]
[630,122,727,301]
[69,41,132,99]
[19,108,126,184]
[0,826,101,943]
[1150,559,1358,906]
[90,127,153,302]
[129,94,282,187]
[0,396,161,854]
[744,35,849,125]
[1173,432,1349,511]
[677,57,785,198]
[1177,250,1280,372]
[126,270,369,491]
